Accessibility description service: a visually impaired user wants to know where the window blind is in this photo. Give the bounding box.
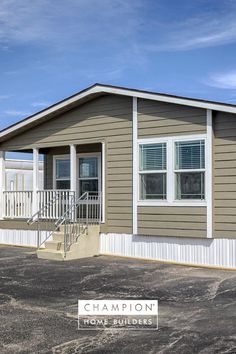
[140,143,166,171]
[175,140,205,170]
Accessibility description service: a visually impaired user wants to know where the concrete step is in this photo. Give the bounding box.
[52,232,64,242]
[45,240,63,251]
[37,249,64,261]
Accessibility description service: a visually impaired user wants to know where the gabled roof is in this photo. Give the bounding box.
[1,83,236,142]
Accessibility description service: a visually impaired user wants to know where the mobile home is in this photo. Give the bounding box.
[0,84,235,268]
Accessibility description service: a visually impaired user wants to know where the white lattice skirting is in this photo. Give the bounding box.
[100,233,236,269]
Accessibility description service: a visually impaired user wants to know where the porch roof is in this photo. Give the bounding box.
[1,83,236,143]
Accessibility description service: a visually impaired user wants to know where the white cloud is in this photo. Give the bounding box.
[4,109,30,116]
[207,71,236,89]
[144,11,236,52]
[31,101,50,108]
[0,94,12,100]
[0,0,142,46]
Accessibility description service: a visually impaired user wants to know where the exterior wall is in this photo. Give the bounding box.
[138,99,206,138]
[100,233,236,269]
[138,206,207,238]
[137,98,207,237]
[214,111,236,238]
[0,95,133,234]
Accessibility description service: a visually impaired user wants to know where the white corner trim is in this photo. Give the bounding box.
[102,141,106,224]
[132,97,138,235]
[206,109,213,238]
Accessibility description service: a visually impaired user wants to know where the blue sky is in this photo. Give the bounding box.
[1,0,236,139]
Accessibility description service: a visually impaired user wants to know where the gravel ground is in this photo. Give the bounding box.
[0,245,235,354]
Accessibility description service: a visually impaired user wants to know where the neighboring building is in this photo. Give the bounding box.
[5,159,43,191]
[0,83,235,268]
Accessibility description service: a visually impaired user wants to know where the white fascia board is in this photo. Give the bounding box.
[1,84,236,140]
[105,87,236,113]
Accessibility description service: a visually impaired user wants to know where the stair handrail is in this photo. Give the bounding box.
[34,191,101,255]
[27,190,75,249]
[54,191,88,229]
[27,191,61,225]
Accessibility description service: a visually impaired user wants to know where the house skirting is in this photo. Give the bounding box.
[100,233,236,269]
[0,229,48,248]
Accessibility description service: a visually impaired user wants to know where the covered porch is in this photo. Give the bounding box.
[0,142,105,223]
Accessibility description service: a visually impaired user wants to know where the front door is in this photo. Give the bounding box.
[77,153,101,197]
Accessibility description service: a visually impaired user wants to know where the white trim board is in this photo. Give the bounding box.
[100,233,236,269]
[2,84,236,141]
[132,97,138,234]
[206,110,213,238]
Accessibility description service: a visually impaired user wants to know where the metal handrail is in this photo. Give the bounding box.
[59,191,101,257]
[55,192,88,228]
[27,191,60,225]
[28,190,101,254]
[27,190,75,249]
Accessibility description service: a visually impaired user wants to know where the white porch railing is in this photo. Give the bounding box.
[3,190,74,219]
[4,191,33,219]
[37,190,74,219]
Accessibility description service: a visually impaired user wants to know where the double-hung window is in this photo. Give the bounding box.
[175,140,205,200]
[55,158,70,189]
[139,143,167,200]
[138,136,206,204]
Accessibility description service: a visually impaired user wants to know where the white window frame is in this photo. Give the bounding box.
[77,152,101,197]
[53,155,70,190]
[137,134,207,207]
[139,139,168,201]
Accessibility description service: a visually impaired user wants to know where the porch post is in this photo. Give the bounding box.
[0,151,6,219]
[32,147,39,215]
[70,144,77,194]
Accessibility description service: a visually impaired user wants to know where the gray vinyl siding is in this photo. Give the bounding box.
[0,94,133,234]
[137,98,207,238]
[138,98,206,138]
[138,207,207,238]
[214,111,236,238]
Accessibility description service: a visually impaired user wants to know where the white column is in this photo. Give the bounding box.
[70,144,77,193]
[132,97,138,234]
[32,148,39,215]
[0,151,6,219]
[206,109,213,238]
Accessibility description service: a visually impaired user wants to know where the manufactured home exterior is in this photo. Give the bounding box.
[0,84,236,268]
